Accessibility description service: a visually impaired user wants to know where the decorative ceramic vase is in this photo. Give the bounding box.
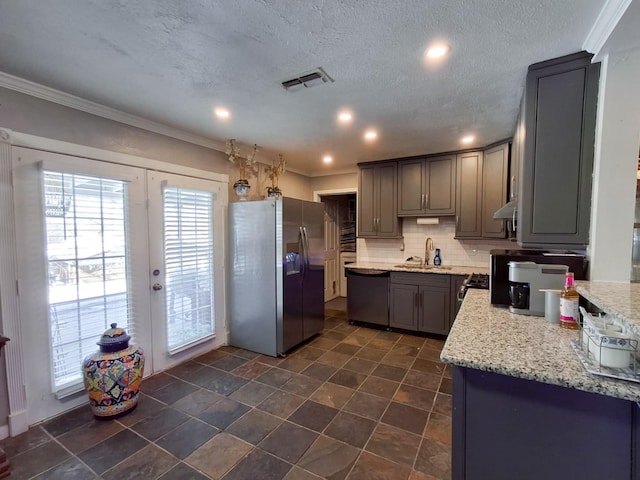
[266,186,282,198]
[234,179,251,201]
[82,323,145,418]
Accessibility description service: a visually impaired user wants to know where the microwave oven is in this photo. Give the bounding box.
[489,249,588,307]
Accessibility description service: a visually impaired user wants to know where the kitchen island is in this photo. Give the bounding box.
[441,286,640,480]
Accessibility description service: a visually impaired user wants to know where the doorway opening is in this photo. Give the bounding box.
[315,190,357,304]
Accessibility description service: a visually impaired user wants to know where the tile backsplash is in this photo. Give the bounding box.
[357,217,514,268]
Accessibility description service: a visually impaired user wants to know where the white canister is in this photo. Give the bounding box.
[540,289,562,324]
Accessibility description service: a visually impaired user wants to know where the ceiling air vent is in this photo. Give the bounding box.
[281,67,334,92]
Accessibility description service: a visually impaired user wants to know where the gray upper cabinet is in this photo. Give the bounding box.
[358,161,402,238]
[398,160,424,215]
[455,151,483,237]
[510,97,525,203]
[482,143,509,237]
[455,145,509,239]
[519,51,600,248]
[398,155,456,216]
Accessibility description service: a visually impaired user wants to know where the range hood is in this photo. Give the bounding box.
[493,199,517,220]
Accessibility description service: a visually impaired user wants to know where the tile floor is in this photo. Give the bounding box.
[1,299,452,480]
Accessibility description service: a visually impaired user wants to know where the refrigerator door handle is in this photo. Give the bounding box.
[299,226,306,282]
[302,226,311,273]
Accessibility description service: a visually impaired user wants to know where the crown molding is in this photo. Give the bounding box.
[0,71,341,178]
[583,0,632,57]
[0,71,229,152]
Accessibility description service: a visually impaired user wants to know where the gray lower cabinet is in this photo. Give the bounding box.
[519,51,600,248]
[453,366,636,480]
[450,275,466,320]
[398,155,456,216]
[358,161,401,238]
[390,272,452,335]
[389,283,419,331]
[455,145,509,239]
[419,286,450,334]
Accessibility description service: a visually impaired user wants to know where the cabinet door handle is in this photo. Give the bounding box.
[456,215,459,228]
[425,193,429,209]
[421,193,425,210]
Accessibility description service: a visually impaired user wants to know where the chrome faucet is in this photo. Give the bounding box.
[425,237,434,265]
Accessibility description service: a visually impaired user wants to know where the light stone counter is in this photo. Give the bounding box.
[345,261,489,276]
[441,288,640,401]
[576,281,640,338]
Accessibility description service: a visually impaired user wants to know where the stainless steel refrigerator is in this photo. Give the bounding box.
[229,197,325,356]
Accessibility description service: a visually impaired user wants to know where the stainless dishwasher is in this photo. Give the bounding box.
[346,269,390,326]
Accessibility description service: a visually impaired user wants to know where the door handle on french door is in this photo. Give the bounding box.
[152,283,163,291]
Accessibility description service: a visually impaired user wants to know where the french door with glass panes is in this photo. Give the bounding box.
[147,171,225,372]
[12,147,225,424]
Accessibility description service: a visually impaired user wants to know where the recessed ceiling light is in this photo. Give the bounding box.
[426,44,450,59]
[462,135,475,144]
[214,107,230,119]
[338,111,353,123]
[323,155,333,164]
[364,130,378,140]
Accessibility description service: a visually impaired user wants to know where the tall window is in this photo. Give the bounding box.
[44,171,130,392]
[163,186,215,351]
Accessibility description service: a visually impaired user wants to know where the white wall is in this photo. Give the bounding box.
[589,50,640,281]
[358,217,513,268]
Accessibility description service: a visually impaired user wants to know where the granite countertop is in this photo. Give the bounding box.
[345,261,489,276]
[441,288,640,402]
[576,281,640,338]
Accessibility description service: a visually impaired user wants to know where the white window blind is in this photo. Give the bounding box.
[43,171,131,392]
[163,186,215,352]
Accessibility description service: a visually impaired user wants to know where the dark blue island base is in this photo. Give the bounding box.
[452,366,639,480]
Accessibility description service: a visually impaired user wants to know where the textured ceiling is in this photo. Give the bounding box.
[0,0,606,176]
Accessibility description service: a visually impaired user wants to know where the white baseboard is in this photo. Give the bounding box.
[8,409,29,437]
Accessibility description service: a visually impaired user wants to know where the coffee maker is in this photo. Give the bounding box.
[508,261,568,316]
